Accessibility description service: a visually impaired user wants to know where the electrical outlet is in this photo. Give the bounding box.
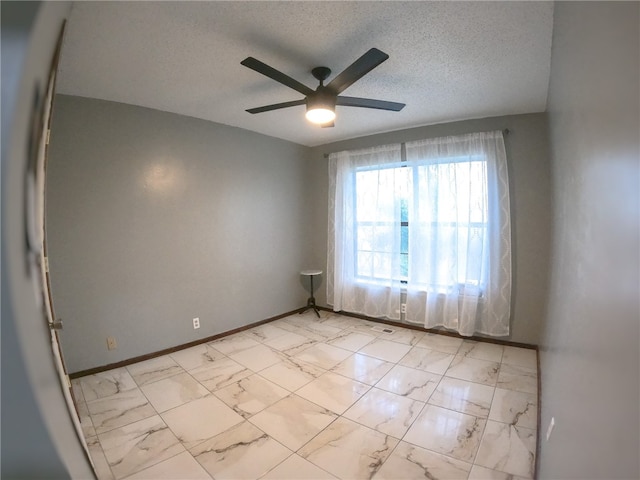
[193,317,200,329]
[546,417,555,441]
[400,303,407,314]
[106,336,117,350]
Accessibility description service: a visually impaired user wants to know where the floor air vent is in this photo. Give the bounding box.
[371,326,395,334]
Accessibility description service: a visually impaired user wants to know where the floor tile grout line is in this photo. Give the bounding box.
[118,449,200,480]
[81,313,538,480]
[254,443,335,480]
[88,433,117,480]
[388,388,480,471]
[370,334,506,473]
[469,413,490,467]
[348,334,443,462]
[291,317,529,475]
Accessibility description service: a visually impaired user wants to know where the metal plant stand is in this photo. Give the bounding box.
[299,269,322,318]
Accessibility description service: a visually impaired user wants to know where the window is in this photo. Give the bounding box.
[328,131,511,337]
[354,156,488,291]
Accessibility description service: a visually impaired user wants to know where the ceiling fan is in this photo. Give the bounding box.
[241,48,405,127]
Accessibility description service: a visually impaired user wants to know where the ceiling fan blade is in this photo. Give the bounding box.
[336,96,405,111]
[326,48,389,95]
[241,57,314,97]
[246,99,306,114]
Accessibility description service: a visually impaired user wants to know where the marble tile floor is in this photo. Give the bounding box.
[73,312,538,480]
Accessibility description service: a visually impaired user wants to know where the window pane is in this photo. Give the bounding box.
[372,252,395,280]
[400,197,408,222]
[356,167,407,222]
[357,251,372,278]
[372,225,395,253]
[401,225,408,255]
[400,253,408,279]
[356,225,374,252]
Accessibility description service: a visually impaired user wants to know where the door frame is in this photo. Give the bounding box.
[34,19,92,457]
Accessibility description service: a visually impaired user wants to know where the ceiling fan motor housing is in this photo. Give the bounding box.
[306,86,337,111]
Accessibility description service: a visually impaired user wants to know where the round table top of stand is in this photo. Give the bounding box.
[300,269,323,276]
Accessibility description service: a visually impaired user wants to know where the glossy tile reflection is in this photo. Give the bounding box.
[140,372,208,412]
[298,417,398,479]
[404,405,486,462]
[98,415,184,479]
[160,395,244,449]
[428,376,495,417]
[399,346,454,375]
[213,374,289,418]
[375,441,472,479]
[475,421,536,478]
[76,312,539,479]
[445,355,500,386]
[126,356,183,387]
[87,389,155,434]
[343,387,423,438]
[376,364,441,401]
[261,454,337,479]
[79,368,137,401]
[249,394,337,450]
[190,421,291,479]
[331,352,394,385]
[124,451,212,480]
[296,371,369,414]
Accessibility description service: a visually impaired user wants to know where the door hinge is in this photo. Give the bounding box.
[49,319,63,330]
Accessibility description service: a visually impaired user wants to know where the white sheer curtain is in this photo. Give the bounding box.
[327,131,511,336]
[327,144,403,319]
[404,131,511,336]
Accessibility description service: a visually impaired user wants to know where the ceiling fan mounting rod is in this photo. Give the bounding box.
[311,67,332,86]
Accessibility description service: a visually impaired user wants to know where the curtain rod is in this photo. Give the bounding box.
[322,128,510,158]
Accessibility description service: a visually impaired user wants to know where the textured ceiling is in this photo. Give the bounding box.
[56,1,554,147]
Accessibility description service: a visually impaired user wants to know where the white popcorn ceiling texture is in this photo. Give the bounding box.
[56,1,553,147]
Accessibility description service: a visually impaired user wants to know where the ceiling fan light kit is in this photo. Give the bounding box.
[241,48,405,127]
[305,107,335,125]
[305,83,337,124]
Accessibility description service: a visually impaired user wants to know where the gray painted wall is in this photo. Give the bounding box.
[47,95,312,373]
[12,2,640,477]
[539,2,639,478]
[309,113,552,345]
[1,2,95,478]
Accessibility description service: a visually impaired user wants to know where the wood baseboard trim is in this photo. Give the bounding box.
[69,307,305,378]
[322,307,538,350]
[71,305,538,379]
